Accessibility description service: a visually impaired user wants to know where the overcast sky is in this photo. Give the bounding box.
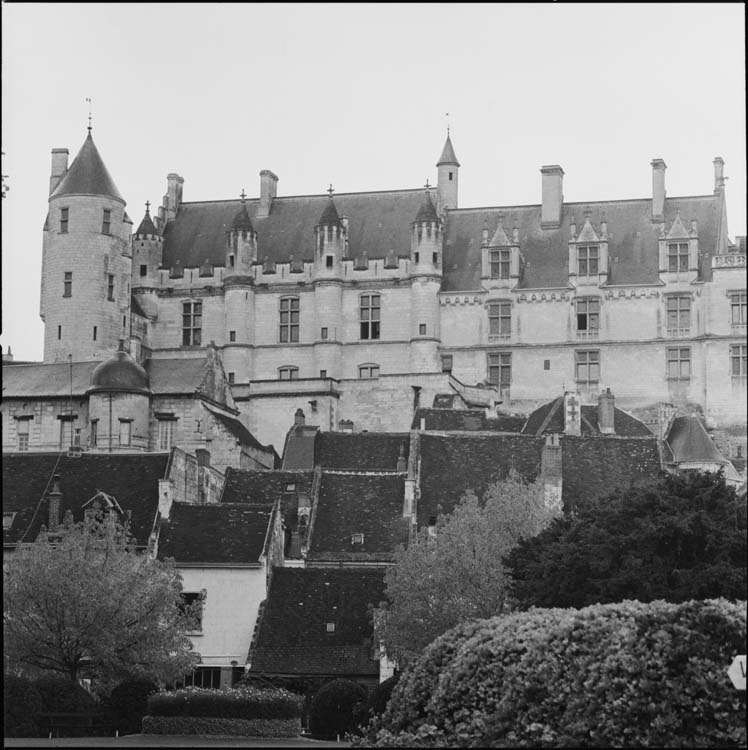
[2,2,745,362]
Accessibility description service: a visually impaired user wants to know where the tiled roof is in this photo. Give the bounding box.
[522,397,652,437]
[411,407,524,432]
[2,361,99,398]
[665,416,727,464]
[281,425,318,470]
[130,294,147,318]
[560,436,662,512]
[414,191,439,223]
[317,197,341,227]
[2,453,168,546]
[50,132,124,202]
[231,201,255,232]
[135,209,158,236]
[204,404,274,454]
[249,568,386,677]
[315,432,409,471]
[442,195,721,291]
[162,189,425,269]
[145,357,209,394]
[307,472,409,562]
[156,502,273,564]
[437,135,460,167]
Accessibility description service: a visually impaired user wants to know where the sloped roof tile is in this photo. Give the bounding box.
[522,398,652,437]
[50,132,124,202]
[412,407,524,432]
[315,432,409,470]
[665,416,727,464]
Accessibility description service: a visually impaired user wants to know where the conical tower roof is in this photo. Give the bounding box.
[414,191,439,223]
[135,203,157,236]
[318,196,342,227]
[436,134,460,167]
[231,200,255,232]
[50,131,124,202]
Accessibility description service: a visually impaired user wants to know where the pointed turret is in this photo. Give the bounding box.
[317,196,342,228]
[135,202,158,237]
[436,134,460,168]
[414,191,440,224]
[315,190,347,274]
[411,189,443,274]
[132,201,163,289]
[436,133,459,210]
[225,191,257,277]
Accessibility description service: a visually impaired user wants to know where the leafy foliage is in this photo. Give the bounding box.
[309,678,368,739]
[142,715,301,736]
[363,598,746,748]
[365,674,400,722]
[104,679,158,736]
[3,508,199,686]
[377,472,560,663]
[506,471,747,609]
[33,676,99,713]
[3,674,43,737]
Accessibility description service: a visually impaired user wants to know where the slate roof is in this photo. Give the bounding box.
[414,191,439,223]
[2,361,99,398]
[162,189,425,270]
[50,132,124,203]
[522,397,652,437]
[437,135,460,167]
[307,472,409,562]
[412,407,525,432]
[2,453,167,546]
[665,416,727,464]
[156,502,273,564]
[281,425,319,470]
[145,357,210,394]
[203,404,275,455]
[249,567,386,677]
[135,208,158,236]
[231,201,255,232]
[442,195,722,291]
[317,197,342,227]
[315,432,409,470]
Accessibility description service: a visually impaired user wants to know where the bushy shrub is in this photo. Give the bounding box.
[309,679,368,739]
[105,679,158,736]
[4,674,43,737]
[146,686,302,720]
[366,674,400,722]
[142,715,301,736]
[33,676,99,713]
[368,599,746,748]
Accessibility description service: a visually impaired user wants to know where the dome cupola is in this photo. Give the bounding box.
[88,341,150,395]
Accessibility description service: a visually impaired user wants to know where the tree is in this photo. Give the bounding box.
[4,507,199,687]
[505,471,747,610]
[376,471,561,664]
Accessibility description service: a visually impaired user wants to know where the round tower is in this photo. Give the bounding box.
[41,128,131,363]
[132,202,162,288]
[409,190,442,372]
[436,133,460,211]
[87,341,151,452]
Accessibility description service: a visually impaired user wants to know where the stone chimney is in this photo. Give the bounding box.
[48,475,62,529]
[49,148,69,196]
[397,443,407,473]
[540,165,564,229]
[158,478,174,520]
[294,408,305,427]
[597,388,615,435]
[339,419,354,432]
[161,173,184,223]
[257,170,279,218]
[541,434,563,513]
[713,157,725,193]
[657,402,677,441]
[651,158,666,221]
[563,391,581,436]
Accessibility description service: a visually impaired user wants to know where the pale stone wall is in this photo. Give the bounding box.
[88,392,150,452]
[2,398,90,452]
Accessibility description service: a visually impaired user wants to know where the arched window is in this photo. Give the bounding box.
[280,297,300,343]
[278,366,299,381]
[358,363,380,379]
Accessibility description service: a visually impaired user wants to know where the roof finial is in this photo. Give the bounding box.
[145,200,150,214]
[327,183,334,198]
[445,111,450,136]
[240,188,247,201]
[86,97,92,133]
[424,179,430,190]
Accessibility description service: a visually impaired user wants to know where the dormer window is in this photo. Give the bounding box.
[668,242,689,273]
[577,245,599,276]
[490,250,511,279]
[3,512,16,530]
[351,533,364,545]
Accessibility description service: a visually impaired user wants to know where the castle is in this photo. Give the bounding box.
[2,126,746,457]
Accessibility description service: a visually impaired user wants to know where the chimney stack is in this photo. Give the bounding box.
[541,434,563,513]
[540,165,564,229]
[713,157,725,194]
[657,402,677,441]
[563,391,581,436]
[397,443,407,473]
[257,170,279,218]
[339,419,354,432]
[48,475,62,529]
[158,479,174,520]
[49,148,69,196]
[162,173,184,223]
[651,159,666,221]
[597,388,615,435]
[294,408,305,427]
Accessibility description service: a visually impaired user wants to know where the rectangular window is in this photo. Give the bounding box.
[58,325,62,340]
[488,302,511,339]
[63,271,72,297]
[668,242,689,272]
[60,207,69,233]
[181,667,220,690]
[419,323,427,335]
[3,513,16,530]
[359,364,380,379]
[320,327,328,340]
[666,295,691,335]
[158,419,175,451]
[229,330,236,342]
[326,622,336,633]
[119,420,132,447]
[575,350,600,384]
[182,300,202,346]
[667,347,691,380]
[487,352,511,388]
[102,208,111,235]
[59,419,76,449]
[279,297,300,343]
[93,326,97,341]
[326,255,333,268]
[90,419,98,448]
[576,298,600,338]
[319,369,327,378]
[140,264,148,277]
[578,245,599,276]
[490,250,511,279]
[107,274,115,301]
[16,419,30,451]
[228,372,235,384]
[279,366,299,381]
[360,294,381,340]
[441,354,453,372]
[179,592,203,631]
[731,345,747,377]
[730,292,746,325]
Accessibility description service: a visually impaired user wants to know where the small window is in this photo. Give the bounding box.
[441,355,453,373]
[360,294,381,340]
[90,419,98,448]
[730,344,747,377]
[93,326,97,341]
[279,366,299,381]
[544,359,550,371]
[319,369,327,378]
[3,513,16,530]
[419,323,427,335]
[229,254,235,267]
[229,330,236,342]
[182,300,202,346]
[107,274,115,301]
[326,255,333,268]
[280,297,300,343]
[119,419,132,447]
[63,271,72,297]
[433,252,438,264]
[359,364,380,379]
[575,350,600,384]
[60,207,69,233]
[414,252,420,263]
[320,327,328,340]
[57,325,62,340]
[16,419,30,452]
[577,245,599,276]
[449,172,453,181]
[667,347,691,380]
[102,208,111,235]
[140,264,148,277]
[667,242,689,273]
[228,372,235,384]
[285,483,296,492]
[730,292,746,326]
[351,533,364,544]
[326,622,336,633]
[158,418,175,451]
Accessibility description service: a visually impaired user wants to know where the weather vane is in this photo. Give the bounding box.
[446,112,450,135]
[86,98,92,132]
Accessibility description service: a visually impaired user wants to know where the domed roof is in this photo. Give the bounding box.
[88,344,150,395]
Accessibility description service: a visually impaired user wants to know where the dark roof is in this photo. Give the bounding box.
[2,453,168,546]
[522,397,652,437]
[130,295,147,318]
[315,432,409,471]
[89,346,150,395]
[162,189,425,269]
[412,407,525,432]
[205,406,274,454]
[281,425,319,470]
[145,357,210,394]
[442,195,722,291]
[156,502,273,564]
[135,209,158,236]
[231,201,255,232]
[437,134,460,167]
[414,191,439,223]
[2,361,99,398]
[307,472,409,562]
[317,197,341,227]
[50,132,124,203]
[249,568,386,677]
[560,436,662,512]
[665,416,727,464]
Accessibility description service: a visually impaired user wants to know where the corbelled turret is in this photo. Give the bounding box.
[315,189,347,275]
[225,191,257,277]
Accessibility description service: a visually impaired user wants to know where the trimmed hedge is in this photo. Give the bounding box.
[364,599,746,748]
[105,679,158,736]
[146,686,302,720]
[309,678,368,739]
[142,715,301,737]
[4,674,43,737]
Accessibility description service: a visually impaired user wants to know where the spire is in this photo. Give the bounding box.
[436,133,460,167]
[414,190,439,224]
[318,192,342,227]
[135,200,157,236]
[50,131,124,202]
[231,190,255,232]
